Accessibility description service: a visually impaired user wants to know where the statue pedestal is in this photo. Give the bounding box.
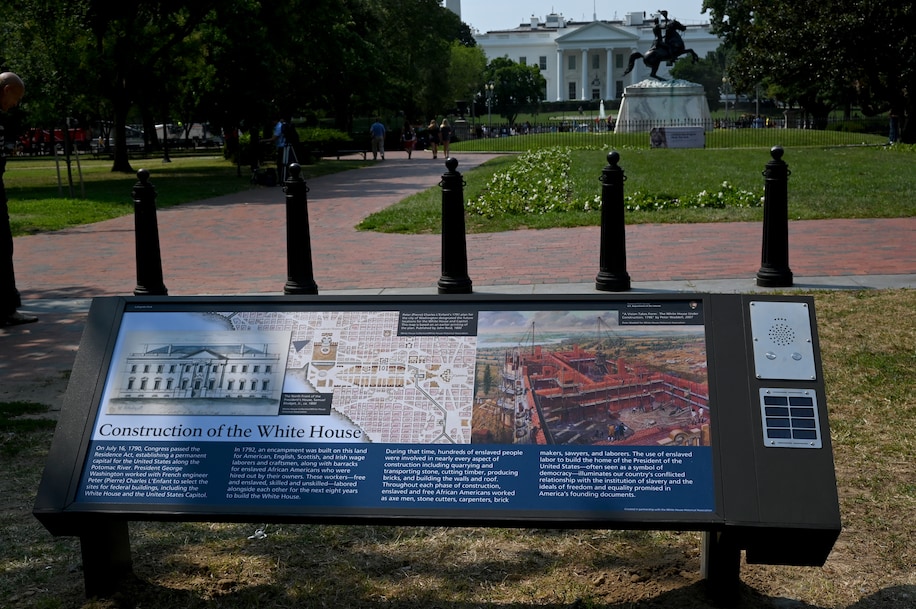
[614,79,712,133]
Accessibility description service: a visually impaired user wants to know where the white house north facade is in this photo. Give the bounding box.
[472,11,720,102]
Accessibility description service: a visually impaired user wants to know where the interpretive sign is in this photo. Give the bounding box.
[650,126,705,148]
[74,299,714,516]
[34,294,841,599]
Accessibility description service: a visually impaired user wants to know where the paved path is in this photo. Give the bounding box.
[10,154,916,298]
[2,153,915,405]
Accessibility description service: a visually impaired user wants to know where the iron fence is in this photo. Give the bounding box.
[448,116,892,151]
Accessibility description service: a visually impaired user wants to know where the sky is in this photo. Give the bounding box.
[456,1,710,34]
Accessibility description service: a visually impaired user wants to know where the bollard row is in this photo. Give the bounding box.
[131,150,792,296]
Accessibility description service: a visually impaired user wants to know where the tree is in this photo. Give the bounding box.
[670,45,733,108]
[446,42,487,117]
[2,0,484,169]
[484,57,546,125]
[482,364,492,395]
[702,0,916,141]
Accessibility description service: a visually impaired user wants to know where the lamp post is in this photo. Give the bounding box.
[722,76,730,126]
[486,82,495,137]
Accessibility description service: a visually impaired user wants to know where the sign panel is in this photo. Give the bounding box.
[74,298,715,517]
[650,126,705,149]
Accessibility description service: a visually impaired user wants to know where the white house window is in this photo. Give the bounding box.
[539,56,547,70]
[519,56,526,65]
[592,54,600,70]
[568,82,576,99]
[568,55,576,70]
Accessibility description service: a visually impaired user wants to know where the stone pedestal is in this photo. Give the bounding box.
[453,119,470,142]
[615,79,712,133]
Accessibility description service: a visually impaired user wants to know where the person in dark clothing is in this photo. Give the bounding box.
[427,119,440,159]
[0,72,37,327]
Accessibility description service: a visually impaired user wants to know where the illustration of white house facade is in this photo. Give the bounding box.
[472,11,720,102]
[116,342,284,401]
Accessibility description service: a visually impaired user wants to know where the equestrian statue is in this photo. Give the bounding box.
[624,11,699,80]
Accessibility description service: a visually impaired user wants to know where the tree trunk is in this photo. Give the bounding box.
[110,90,134,173]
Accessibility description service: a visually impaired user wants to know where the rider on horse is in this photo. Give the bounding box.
[650,11,669,54]
[624,10,697,79]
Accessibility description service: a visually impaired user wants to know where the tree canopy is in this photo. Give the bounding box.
[702,0,915,141]
[483,57,547,126]
[0,0,476,171]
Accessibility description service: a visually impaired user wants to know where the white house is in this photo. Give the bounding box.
[472,11,720,102]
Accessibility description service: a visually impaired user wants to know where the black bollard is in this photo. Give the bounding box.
[132,169,168,296]
[438,157,473,294]
[595,151,632,291]
[756,146,794,287]
[283,163,319,295]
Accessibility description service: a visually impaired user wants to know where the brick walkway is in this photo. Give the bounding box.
[10,154,916,298]
[2,153,914,405]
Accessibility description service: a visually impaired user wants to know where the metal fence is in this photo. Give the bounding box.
[448,116,893,151]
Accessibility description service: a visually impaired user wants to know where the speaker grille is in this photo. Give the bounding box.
[768,319,796,346]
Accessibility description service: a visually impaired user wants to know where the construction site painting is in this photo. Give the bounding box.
[471,305,710,448]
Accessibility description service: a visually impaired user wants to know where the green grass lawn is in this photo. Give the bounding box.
[360,144,916,234]
[5,139,914,237]
[3,154,370,236]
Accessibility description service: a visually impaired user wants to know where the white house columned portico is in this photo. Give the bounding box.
[473,11,719,102]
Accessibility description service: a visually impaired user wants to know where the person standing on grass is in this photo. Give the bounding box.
[0,72,37,327]
[369,117,386,160]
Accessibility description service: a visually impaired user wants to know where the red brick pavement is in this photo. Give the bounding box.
[10,155,916,299]
[1,154,914,406]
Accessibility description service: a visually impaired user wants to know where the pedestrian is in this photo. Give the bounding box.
[427,119,440,159]
[260,113,287,184]
[439,118,452,158]
[1,72,37,327]
[401,121,416,159]
[369,117,386,160]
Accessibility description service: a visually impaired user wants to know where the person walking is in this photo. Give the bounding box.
[427,119,440,159]
[439,118,452,158]
[401,121,416,159]
[261,113,288,184]
[369,117,386,160]
[1,72,37,327]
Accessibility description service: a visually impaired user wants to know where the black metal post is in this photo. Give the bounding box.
[595,151,631,291]
[756,146,794,287]
[283,163,319,295]
[80,521,133,598]
[701,530,742,606]
[438,157,473,294]
[132,169,168,296]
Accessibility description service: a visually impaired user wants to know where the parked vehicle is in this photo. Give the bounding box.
[18,127,93,155]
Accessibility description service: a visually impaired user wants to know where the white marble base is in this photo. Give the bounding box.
[614,79,712,133]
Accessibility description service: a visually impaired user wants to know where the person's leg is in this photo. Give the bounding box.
[0,182,29,323]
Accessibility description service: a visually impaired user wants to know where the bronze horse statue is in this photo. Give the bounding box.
[623,19,699,80]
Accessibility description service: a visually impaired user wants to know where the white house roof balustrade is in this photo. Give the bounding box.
[473,11,719,102]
